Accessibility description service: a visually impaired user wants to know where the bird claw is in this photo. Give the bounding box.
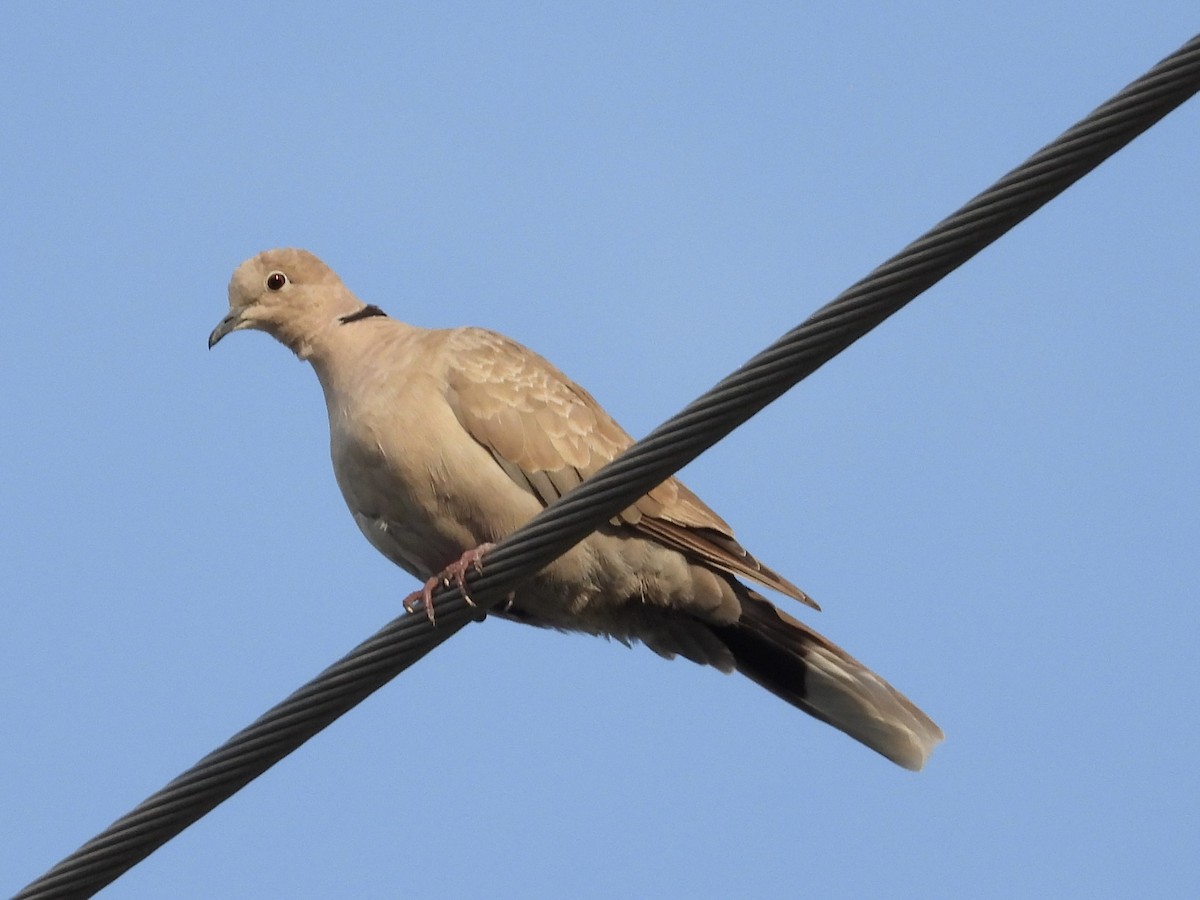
[402,543,495,624]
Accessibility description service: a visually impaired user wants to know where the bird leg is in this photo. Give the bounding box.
[403,543,495,624]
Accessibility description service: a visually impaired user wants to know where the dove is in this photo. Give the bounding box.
[209,248,943,769]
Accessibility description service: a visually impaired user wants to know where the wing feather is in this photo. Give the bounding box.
[443,327,813,607]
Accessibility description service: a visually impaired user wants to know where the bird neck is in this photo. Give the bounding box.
[304,312,418,402]
[278,293,372,362]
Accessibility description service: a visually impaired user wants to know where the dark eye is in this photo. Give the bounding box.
[266,271,287,291]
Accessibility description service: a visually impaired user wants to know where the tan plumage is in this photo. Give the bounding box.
[442,325,818,609]
[210,247,943,770]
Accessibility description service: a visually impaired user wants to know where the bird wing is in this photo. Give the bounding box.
[442,327,816,608]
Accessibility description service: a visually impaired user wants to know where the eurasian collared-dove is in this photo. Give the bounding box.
[209,248,943,770]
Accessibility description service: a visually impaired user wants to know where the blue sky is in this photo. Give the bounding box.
[3,5,1198,898]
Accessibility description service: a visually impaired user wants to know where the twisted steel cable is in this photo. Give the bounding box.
[16,32,1200,900]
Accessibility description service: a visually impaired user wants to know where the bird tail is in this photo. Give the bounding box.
[713,592,943,770]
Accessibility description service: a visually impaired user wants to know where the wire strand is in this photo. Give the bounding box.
[15,32,1200,900]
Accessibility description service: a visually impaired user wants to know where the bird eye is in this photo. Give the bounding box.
[266,271,287,291]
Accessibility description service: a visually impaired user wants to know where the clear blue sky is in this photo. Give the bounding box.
[3,5,1198,898]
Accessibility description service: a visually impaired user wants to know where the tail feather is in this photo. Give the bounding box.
[714,593,943,770]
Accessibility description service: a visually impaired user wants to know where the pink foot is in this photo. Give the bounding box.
[403,543,495,624]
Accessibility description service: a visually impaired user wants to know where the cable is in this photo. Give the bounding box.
[15,32,1200,900]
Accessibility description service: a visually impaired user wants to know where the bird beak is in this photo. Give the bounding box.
[208,310,245,349]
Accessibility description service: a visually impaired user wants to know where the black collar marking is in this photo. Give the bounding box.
[339,304,388,324]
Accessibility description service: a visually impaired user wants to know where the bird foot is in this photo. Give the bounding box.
[403,543,496,624]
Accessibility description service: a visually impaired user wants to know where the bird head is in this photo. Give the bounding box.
[209,248,362,359]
